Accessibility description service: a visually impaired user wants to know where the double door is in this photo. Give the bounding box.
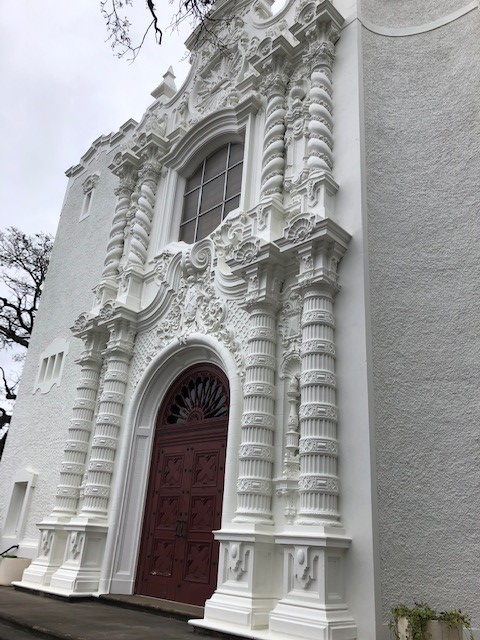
[136,421,227,606]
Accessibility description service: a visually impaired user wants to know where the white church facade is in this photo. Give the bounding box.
[1,0,479,638]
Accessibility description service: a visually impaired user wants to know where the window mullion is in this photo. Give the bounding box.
[195,159,207,242]
[221,144,230,222]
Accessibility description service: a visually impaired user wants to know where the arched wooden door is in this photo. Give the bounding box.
[135,364,229,606]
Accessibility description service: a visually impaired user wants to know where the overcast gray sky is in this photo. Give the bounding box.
[0,1,192,404]
[0,0,191,237]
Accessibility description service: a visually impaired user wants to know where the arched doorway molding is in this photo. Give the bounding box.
[103,333,242,596]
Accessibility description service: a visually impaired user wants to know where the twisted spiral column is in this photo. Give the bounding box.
[296,283,340,524]
[52,332,105,517]
[80,320,135,519]
[235,302,278,523]
[305,40,335,174]
[126,159,160,268]
[260,70,288,199]
[102,166,137,280]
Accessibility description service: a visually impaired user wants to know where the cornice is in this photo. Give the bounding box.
[358,1,478,37]
[164,103,259,173]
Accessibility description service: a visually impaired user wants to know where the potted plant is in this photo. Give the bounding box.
[0,546,31,586]
[390,602,474,640]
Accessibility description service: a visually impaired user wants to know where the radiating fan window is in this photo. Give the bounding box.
[179,143,243,243]
[166,372,229,424]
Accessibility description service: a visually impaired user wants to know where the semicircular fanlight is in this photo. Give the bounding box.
[165,371,228,424]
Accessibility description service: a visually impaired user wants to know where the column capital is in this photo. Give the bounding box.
[96,303,137,357]
[290,0,344,50]
[279,217,350,292]
[229,242,285,310]
[71,314,108,363]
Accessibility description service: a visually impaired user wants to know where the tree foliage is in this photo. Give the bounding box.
[100,0,214,60]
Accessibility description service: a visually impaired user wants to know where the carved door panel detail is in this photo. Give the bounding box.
[136,364,228,606]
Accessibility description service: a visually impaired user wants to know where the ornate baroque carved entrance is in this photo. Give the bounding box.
[135,364,229,606]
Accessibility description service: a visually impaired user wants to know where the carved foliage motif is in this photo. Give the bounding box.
[82,173,100,194]
[293,546,315,590]
[152,249,245,378]
[69,532,85,561]
[228,542,249,580]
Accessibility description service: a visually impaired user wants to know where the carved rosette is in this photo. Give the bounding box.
[126,150,162,268]
[52,328,106,517]
[80,318,136,518]
[102,159,138,280]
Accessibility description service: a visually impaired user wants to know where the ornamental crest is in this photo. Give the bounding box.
[156,269,245,377]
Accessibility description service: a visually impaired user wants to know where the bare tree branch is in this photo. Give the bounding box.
[0,227,53,350]
[0,227,52,425]
[0,367,18,401]
[99,0,223,62]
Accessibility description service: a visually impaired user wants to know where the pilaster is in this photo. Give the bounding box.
[47,308,136,594]
[232,245,284,525]
[95,153,138,310]
[284,1,344,220]
[203,245,283,631]
[19,317,107,589]
[272,217,356,639]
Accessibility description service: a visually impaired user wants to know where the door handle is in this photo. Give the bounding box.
[175,520,187,538]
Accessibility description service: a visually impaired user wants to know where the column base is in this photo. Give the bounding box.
[269,602,356,640]
[201,524,280,631]
[48,520,108,595]
[268,528,356,640]
[18,520,69,589]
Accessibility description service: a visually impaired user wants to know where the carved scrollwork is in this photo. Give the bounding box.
[233,239,261,265]
[238,444,274,460]
[82,173,100,194]
[298,475,339,493]
[284,213,315,243]
[99,301,116,322]
[72,312,90,332]
[299,403,338,420]
[69,532,85,560]
[41,530,54,556]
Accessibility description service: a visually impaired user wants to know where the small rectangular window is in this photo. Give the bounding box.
[34,338,69,394]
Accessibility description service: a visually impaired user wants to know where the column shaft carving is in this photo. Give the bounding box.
[126,151,161,268]
[102,161,137,280]
[260,65,289,199]
[305,37,336,174]
[80,319,135,518]
[52,330,105,517]
[235,302,277,523]
[297,283,339,523]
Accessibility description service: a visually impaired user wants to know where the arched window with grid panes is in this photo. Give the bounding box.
[179,143,243,243]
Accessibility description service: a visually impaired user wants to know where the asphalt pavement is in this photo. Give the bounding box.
[0,586,214,640]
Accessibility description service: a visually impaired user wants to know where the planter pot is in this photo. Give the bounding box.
[0,557,31,586]
[398,618,463,640]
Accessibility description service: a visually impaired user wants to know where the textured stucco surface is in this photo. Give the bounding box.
[360,0,472,28]
[362,7,480,631]
[0,147,119,549]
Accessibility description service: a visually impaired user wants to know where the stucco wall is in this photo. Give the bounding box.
[360,0,472,28]
[0,146,119,551]
[362,4,480,632]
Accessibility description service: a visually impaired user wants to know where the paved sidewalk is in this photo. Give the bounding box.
[0,586,206,640]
